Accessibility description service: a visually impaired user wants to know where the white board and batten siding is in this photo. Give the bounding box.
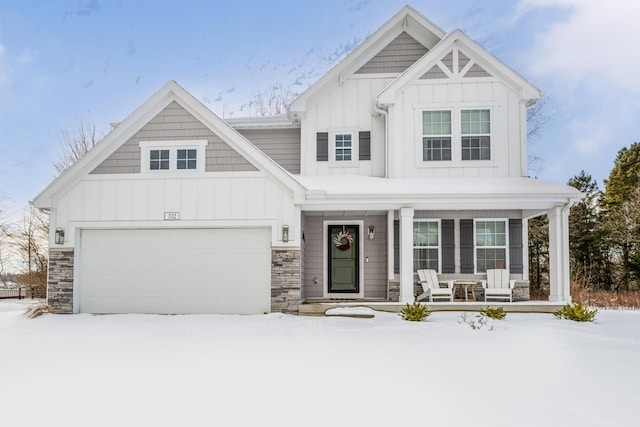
[54,173,300,247]
[301,77,395,177]
[78,228,271,314]
[388,79,526,179]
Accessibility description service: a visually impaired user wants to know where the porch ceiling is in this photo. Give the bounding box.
[295,175,583,211]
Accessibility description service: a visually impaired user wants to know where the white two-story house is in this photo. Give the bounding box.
[33,6,582,314]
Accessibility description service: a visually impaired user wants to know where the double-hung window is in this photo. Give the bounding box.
[461,109,491,161]
[413,220,440,272]
[140,140,207,173]
[422,111,452,161]
[335,133,353,161]
[475,219,507,273]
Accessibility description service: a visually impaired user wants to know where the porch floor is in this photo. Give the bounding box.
[299,299,566,316]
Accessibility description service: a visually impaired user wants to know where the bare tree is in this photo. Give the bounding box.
[0,196,9,288]
[527,95,552,176]
[54,121,101,174]
[10,206,49,298]
[247,84,297,117]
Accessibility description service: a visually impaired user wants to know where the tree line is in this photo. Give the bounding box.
[529,142,640,297]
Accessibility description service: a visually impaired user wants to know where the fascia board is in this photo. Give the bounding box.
[290,6,445,112]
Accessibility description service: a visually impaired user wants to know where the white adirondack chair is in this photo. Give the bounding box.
[416,269,454,302]
[481,269,515,302]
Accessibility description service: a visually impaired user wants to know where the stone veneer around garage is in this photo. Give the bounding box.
[47,249,74,314]
[271,248,301,314]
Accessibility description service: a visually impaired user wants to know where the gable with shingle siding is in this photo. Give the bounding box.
[91,101,256,174]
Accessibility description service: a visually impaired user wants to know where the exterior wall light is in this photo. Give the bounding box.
[282,225,289,243]
[368,225,375,240]
[55,227,65,245]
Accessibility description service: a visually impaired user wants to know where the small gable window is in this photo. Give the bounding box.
[140,140,207,173]
[422,110,452,161]
[177,149,197,170]
[461,109,491,161]
[335,133,353,161]
[149,149,170,170]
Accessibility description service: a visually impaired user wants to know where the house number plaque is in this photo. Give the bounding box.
[164,212,180,220]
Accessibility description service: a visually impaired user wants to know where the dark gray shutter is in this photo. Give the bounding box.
[509,219,524,274]
[441,219,455,273]
[393,220,399,275]
[317,132,328,161]
[359,131,371,160]
[460,219,474,274]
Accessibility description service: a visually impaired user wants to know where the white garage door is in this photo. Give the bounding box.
[78,228,271,314]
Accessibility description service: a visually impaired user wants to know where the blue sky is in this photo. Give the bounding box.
[1,0,638,218]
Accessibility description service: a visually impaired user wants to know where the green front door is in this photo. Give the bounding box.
[328,225,359,293]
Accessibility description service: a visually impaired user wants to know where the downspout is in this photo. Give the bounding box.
[373,103,389,178]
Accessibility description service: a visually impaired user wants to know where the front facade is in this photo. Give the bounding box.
[33,6,582,315]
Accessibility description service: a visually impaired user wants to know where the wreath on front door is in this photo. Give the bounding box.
[333,226,353,251]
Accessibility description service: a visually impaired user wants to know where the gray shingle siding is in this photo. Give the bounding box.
[238,128,301,174]
[91,101,256,174]
[356,32,428,74]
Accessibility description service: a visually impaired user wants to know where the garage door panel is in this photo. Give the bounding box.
[79,228,271,314]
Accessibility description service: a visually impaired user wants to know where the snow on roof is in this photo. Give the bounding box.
[295,175,582,210]
[296,175,580,197]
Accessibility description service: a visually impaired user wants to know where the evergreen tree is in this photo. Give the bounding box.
[602,142,640,208]
[567,171,605,288]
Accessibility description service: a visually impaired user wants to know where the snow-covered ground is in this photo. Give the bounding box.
[1,300,639,427]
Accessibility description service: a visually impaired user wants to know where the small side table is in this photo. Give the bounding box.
[453,281,477,302]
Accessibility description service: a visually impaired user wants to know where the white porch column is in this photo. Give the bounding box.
[399,207,414,303]
[387,210,395,281]
[522,218,529,280]
[548,206,571,302]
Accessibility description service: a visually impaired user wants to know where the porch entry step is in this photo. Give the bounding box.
[324,306,376,318]
[298,301,567,316]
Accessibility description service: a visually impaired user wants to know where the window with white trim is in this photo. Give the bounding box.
[461,109,491,161]
[413,220,440,272]
[177,149,197,170]
[422,111,452,161]
[140,140,207,173]
[475,219,507,273]
[149,149,170,170]
[335,133,353,161]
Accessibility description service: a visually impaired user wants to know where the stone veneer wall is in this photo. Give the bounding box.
[271,248,301,314]
[47,249,74,313]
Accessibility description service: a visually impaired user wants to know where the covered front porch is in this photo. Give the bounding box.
[294,175,582,313]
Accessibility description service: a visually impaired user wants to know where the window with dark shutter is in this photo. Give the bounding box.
[441,219,455,273]
[509,219,523,274]
[460,219,474,274]
[317,132,328,161]
[359,131,371,160]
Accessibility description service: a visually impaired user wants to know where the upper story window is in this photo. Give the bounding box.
[475,219,508,273]
[422,111,452,161]
[461,109,491,161]
[413,220,440,272]
[418,108,492,164]
[149,149,170,170]
[177,149,197,170]
[140,140,208,173]
[335,133,353,161]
